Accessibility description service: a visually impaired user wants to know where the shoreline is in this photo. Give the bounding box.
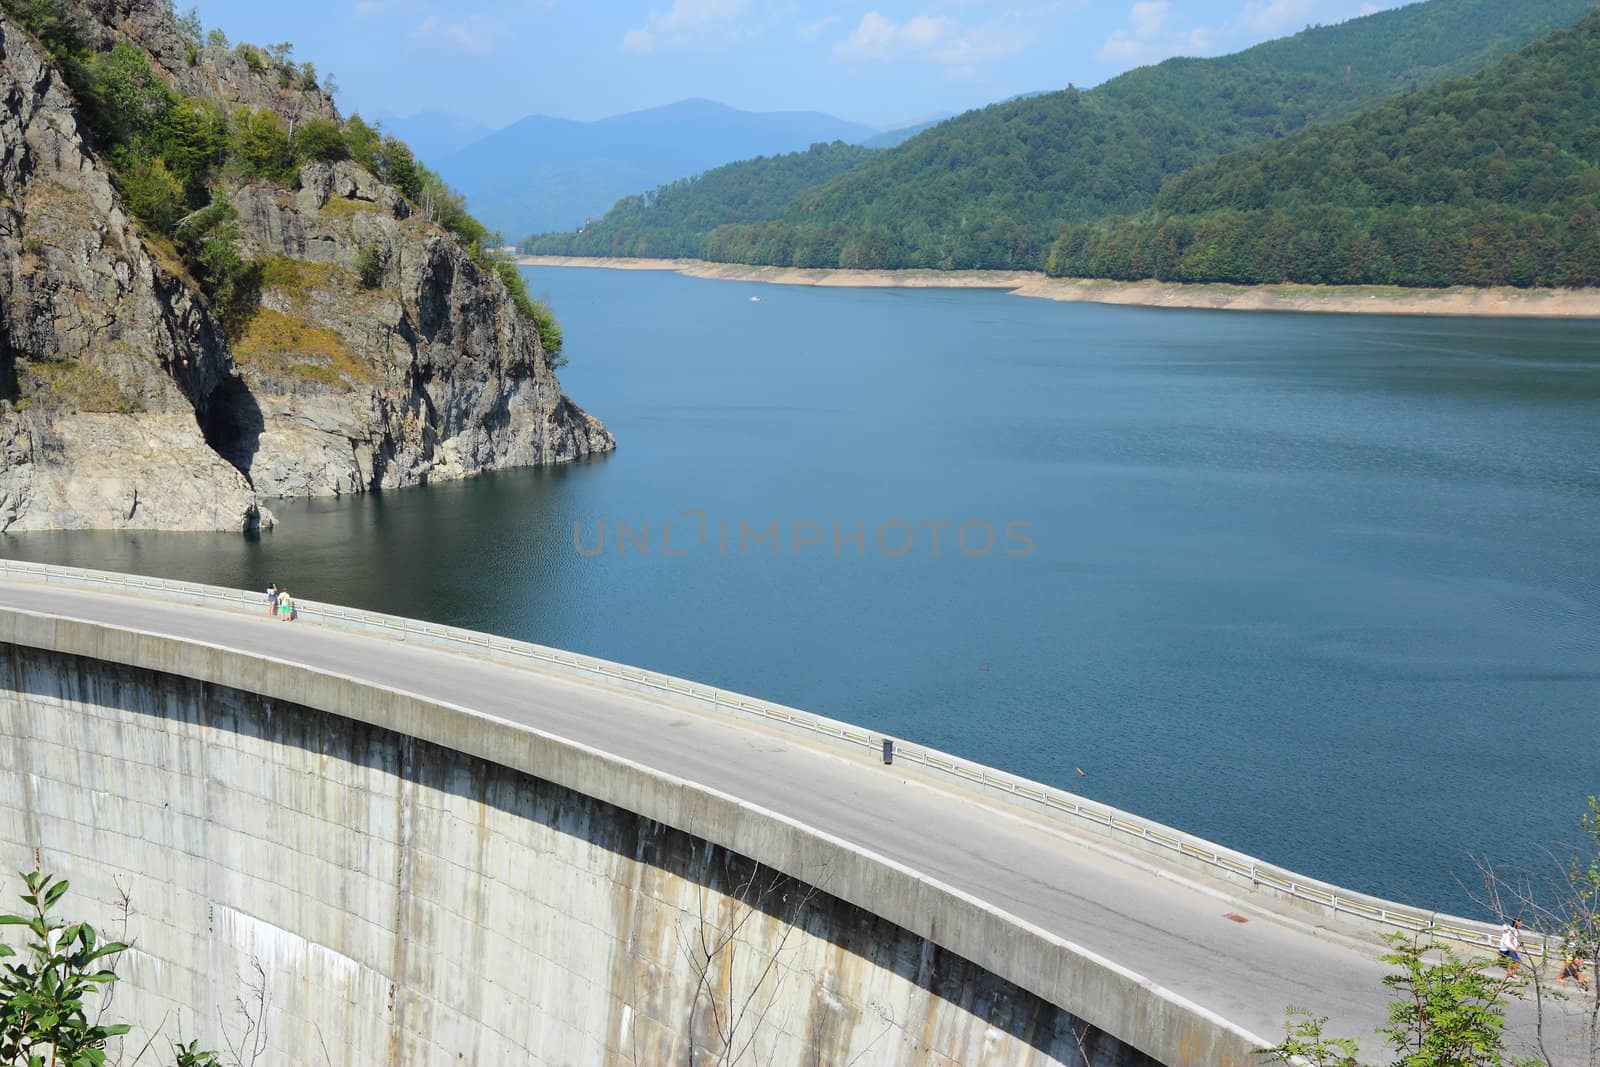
[517,255,1600,319]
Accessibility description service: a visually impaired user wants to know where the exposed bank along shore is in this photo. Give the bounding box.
[518,255,1600,319]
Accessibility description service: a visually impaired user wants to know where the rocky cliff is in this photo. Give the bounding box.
[0,0,612,531]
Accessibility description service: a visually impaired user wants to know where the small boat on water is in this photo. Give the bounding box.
[749,295,761,302]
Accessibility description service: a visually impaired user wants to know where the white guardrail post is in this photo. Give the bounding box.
[0,558,1531,955]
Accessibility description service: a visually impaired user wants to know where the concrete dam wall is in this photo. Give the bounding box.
[0,642,1159,1067]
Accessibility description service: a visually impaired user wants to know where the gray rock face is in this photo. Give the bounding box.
[0,0,612,531]
[0,413,275,531]
[0,8,264,531]
[79,0,339,125]
[223,165,613,499]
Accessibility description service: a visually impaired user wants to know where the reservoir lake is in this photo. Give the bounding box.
[7,265,1599,914]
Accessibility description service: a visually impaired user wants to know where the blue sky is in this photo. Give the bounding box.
[190,0,1402,131]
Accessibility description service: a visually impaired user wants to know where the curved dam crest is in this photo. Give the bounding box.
[0,608,1172,1065]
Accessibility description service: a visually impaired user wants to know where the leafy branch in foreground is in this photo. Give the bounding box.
[0,870,130,1067]
[0,870,223,1067]
[1264,795,1600,1067]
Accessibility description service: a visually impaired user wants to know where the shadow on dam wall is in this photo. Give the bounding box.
[0,643,1162,1067]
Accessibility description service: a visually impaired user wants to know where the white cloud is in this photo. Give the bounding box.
[1098,0,1394,67]
[797,14,841,43]
[833,10,1036,68]
[1242,0,1395,33]
[413,14,502,55]
[834,12,951,61]
[353,0,385,15]
[1128,0,1168,38]
[1239,0,1315,34]
[929,21,1035,65]
[1098,0,1215,62]
[622,0,751,53]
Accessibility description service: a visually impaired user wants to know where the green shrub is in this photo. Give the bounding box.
[491,257,562,363]
[160,97,230,204]
[293,118,348,164]
[238,44,265,74]
[174,195,260,329]
[356,244,385,289]
[230,108,295,184]
[343,114,382,174]
[116,156,185,232]
[373,137,421,201]
[0,870,224,1067]
[3,0,89,72]
[418,166,488,247]
[0,870,132,1064]
[85,40,174,148]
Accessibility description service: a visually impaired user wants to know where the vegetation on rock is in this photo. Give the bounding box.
[16,356,143,414]
[234,307,371,387]
[3,0,563,360]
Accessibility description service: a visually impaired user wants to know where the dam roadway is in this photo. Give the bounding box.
[0,569,1574,1066]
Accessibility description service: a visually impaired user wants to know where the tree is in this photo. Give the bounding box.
[291,118,347,164]
[117,157,185,233]
[1466,796,1600,1067]
[355,244,385,289]
[229,109,294,184]
[371,137,420,201]
[174,6,201,47]
[174,195,260,330]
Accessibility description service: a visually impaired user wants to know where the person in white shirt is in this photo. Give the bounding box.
[1498,917,1526,976]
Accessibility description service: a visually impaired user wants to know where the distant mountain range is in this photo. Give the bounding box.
[418,99,885,240]
[528,0,1598,272]
[376,110,495,165]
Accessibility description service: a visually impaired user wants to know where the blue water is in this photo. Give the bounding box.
[8,266,1599,914]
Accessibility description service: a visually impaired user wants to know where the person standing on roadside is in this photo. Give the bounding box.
[266,582,279,618]
[1498,917,1526,977]
[277,588,295,622]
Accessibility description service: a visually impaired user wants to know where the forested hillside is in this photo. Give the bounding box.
[525,141,874,259]
[1046,11,1600,288]
[528,0,1597,271]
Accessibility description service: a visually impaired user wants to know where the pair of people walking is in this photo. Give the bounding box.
[265,583,296,622]
[1498,917,1592,989]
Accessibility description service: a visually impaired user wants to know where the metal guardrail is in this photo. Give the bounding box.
[0,558,1530,955]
